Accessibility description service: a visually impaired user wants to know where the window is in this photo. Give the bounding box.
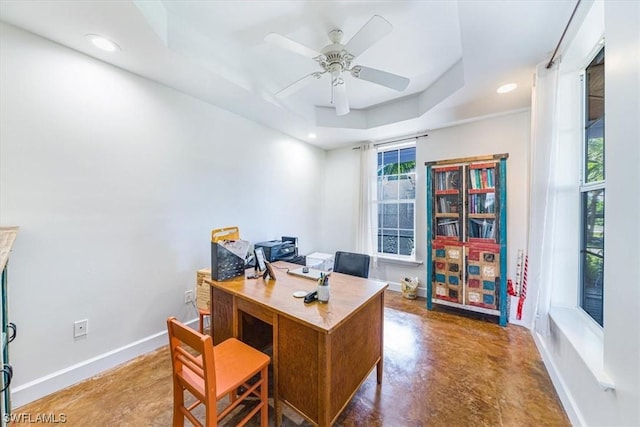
[580,47,605,326]
[376,144,416,258]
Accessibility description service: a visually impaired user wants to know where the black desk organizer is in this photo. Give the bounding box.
[211,241,245,281]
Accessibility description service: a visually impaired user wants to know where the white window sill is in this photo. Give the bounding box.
[548,306,615,391]
[376,256,423,267]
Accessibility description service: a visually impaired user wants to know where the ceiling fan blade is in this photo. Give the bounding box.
[276,72,324,98]
[344,15,393,58]
[332,78,350,116]
[351,66,410,91]
[265,33,324,59]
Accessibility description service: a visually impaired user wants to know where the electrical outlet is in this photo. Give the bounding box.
[74,319,88,338]
[184,290,194,304]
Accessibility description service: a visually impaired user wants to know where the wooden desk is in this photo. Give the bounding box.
[206,262,388,426]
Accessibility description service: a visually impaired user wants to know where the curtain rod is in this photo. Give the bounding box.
[352,133,429,150]
[546,0,582,69]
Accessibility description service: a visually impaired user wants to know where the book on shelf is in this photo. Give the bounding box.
[485,193,495,213]
[438,197,459,214]
[469,168,496,190]
[437,219,459,237]
[469,218,495,239]
[439,198,447,213]
[436,170,460,191]
[469,193,495,214]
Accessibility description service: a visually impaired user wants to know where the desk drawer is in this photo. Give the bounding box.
[237,298,274,325]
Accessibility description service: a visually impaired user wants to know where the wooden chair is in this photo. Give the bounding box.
[166,317,270,427]
[333,251,371,278]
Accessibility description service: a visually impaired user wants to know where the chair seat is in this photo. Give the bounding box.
[179,338,270,400]
[215,338,270,398]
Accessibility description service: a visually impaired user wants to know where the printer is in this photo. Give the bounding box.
[254,237,298,262]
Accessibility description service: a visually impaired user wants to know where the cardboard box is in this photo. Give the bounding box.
[306,252,334,271]
[196,269,211,311]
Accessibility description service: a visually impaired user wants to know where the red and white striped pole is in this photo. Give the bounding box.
[516,254,528,320]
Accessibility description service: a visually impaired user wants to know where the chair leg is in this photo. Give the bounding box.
[173,383,185,427]
[205,397,218,427]
[260,366,269,427]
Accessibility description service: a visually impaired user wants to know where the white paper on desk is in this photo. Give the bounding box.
[220,239,250,259]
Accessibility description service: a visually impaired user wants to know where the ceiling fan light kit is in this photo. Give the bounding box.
[266,15,410,116]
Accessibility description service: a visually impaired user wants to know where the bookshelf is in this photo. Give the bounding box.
[0,227,18,423]
[425,155,508,326]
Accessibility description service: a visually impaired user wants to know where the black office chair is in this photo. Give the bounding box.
[333,251,371,279]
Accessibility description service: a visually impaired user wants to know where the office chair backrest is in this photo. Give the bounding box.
[333,251,371,278]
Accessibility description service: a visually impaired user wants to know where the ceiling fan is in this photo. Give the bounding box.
[265,15,410,116]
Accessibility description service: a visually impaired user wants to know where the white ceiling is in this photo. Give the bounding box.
[0,0,577,149]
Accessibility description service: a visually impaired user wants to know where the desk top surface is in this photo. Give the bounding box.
[204,261,388,332]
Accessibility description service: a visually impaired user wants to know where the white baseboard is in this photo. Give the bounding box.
[532,330,584,427]
[11,318,198,409]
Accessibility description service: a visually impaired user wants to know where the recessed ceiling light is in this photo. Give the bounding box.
[497,83,517,94]
[308,133,317,139]
[85,34,120,52]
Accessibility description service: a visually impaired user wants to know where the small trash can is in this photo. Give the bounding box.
[401,277,419,299]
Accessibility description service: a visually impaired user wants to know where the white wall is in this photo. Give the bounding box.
[533,2,640,426]
[0,23,325,406]
[322,111,531,325]
[320,148,359,254]
[603,1,640,423]
[604,1,640,425]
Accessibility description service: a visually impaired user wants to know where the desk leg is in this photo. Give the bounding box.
[319,332,331,427]
[273,315,281,426]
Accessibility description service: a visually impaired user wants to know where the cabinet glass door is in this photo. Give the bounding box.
[467,162,499,242]
[433,166,463,241]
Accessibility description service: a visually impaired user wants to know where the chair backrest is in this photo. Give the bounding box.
[333,251,371,278]
[167,317,216,407]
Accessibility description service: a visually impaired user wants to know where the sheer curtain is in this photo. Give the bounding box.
[356,143,378,266]
[529,61,561,335]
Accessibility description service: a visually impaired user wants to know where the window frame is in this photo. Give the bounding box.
[579,46,605,327]
[375,142,417,261]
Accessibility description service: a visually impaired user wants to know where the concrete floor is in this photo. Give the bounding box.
[13,290,569,426]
